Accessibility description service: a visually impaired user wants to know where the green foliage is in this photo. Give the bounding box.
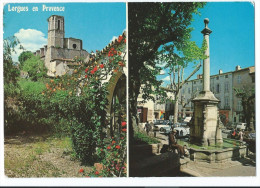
[80,121,127,177]
[128,2,206,142]
[19,79,46,95]
[18,51,34,68]
[4,36,22,95]
[22,55,47,81]
[133,131,160,145]
[234,87,255,130]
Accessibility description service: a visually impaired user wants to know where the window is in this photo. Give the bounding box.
[238,100,242,111]
[216,76,219,80]
[73,44,77,49]
[188,88,191,94]
[237,75,241,84]
[58,20,60,30]
[224,82,229,93]
[225,97,229,106]
[194,81,196,84]
[225,75,228,78]
[216,84,220,93]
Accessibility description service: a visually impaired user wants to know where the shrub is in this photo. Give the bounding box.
[133,131,160,145]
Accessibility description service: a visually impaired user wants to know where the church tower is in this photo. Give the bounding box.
[47,15,65,48]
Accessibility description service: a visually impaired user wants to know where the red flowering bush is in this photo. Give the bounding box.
[42,34,126,165]
[81,120,127,177]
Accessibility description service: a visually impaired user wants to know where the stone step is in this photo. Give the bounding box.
[130,152,181,177]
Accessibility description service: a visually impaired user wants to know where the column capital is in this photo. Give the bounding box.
[201,18,212,35]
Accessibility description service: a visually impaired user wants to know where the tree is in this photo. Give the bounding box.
[234,87,255,130]
[128,2,206,143]
[22,55,47,81]
[4,36,21,85]
[18,51,34,68]
[158,40,207,123]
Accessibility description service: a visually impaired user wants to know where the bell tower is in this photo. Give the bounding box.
[47,15,65,48]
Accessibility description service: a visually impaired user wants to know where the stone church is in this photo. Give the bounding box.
[34,15,90,76]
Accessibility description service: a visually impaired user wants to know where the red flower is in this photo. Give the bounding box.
[99,64,104,69]
[115,145,120,149]
[107,146,111,149]
[112,137,114,139]
[93,66,98,72]
[124,39,126,43]
[121,137,124,140]
[86,176,90,178]
[112,140,116,144]
[100,149,103,151]
[118,36,123,43]
[85,75,88,78]
[95,171,99,175]
[122,128,127,132]
[91,70,95,74]
[79,168,84,173]
[85,68,89,73]
[121,122,126,127]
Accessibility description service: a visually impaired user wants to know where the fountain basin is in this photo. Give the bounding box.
[179,138,247,163]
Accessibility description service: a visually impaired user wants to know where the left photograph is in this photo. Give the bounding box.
[4,3,127,177]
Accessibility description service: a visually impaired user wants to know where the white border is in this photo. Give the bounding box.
[1,0,259,186]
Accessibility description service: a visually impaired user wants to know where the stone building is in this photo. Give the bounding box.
[232,66,255,123]
[137,88,174,123]
[179,65,255,125]
[34,15,90,77]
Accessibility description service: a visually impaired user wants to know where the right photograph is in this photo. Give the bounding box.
[128,2,255,177]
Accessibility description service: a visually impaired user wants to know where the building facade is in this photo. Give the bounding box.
[179,66,255,125]
[34,15,90,77]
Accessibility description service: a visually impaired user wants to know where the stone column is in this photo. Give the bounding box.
[201,18,212,92]
[190,18,223,147]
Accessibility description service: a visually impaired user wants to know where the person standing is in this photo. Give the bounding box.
[238,129,244,145]
[145,121,151,135]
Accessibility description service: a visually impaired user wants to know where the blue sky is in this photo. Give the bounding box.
[158,2,255,85]
[3,3,126,62]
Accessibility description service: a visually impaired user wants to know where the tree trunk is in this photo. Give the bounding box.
[173,91,180,124]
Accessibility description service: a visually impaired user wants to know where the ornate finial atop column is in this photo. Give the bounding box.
[201,18,212,35]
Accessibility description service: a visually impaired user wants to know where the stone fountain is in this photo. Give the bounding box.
[186,18,247,163]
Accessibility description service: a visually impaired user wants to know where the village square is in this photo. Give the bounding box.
[128,2,256,178]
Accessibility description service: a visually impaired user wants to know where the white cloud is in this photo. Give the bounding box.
[160,69,165,75]
[162,76,170,81]
[12,29,47,62]
[110,36,117,42]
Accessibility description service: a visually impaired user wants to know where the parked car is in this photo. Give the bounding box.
[159,122,182,133]
[160,126,190,138]
[153,119,165,125]
[175,127,190,138]
[153,121,173,131]
[236,123,247,131]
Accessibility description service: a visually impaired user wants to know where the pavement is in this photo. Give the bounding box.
[155,132,256,177]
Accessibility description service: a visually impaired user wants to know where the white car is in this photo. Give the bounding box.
[236,123,247,131]
[161,126,190,137]
[153,122,173,131]
[175,127,190,137]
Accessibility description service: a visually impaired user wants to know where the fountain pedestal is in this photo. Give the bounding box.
[190,91,223,146]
